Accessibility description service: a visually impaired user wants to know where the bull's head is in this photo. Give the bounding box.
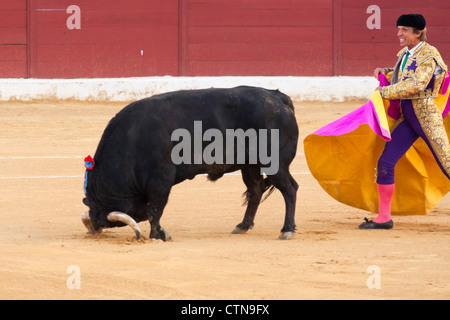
[81,198,142,240]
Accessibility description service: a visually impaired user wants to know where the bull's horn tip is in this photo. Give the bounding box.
[107,212,142,240]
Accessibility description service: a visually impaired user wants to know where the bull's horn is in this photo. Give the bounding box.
[81,211,97,234]
[107,212,142,240]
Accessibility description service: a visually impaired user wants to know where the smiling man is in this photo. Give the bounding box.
[361,14,450,229]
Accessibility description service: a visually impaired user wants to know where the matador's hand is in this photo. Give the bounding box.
[373,68,385,80]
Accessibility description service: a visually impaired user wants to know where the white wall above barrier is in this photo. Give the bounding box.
[0,76,378,102]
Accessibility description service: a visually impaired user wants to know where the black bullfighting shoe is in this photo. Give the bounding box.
[358,218,393,230]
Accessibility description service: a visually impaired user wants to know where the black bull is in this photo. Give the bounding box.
[82,86,299,240]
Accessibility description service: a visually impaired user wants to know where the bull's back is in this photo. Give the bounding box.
[95,86,296,162]
[152,86,294,132]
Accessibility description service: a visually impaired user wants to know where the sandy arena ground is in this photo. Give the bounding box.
[0,99,449,300]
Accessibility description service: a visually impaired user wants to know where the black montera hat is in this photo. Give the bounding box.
[397,14,426,30]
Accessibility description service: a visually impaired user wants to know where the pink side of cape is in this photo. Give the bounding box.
[312,74,391,141]
[442,73,450,117]
[312,100,391,141]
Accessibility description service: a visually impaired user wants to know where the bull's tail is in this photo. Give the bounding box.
[242,177,276,206]
[261,177,276,202]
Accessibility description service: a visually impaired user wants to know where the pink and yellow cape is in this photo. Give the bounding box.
[304,72,450,215]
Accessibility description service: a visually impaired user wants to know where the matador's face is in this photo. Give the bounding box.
[397,26,421,49]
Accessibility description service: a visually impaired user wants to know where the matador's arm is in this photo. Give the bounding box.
[381,58,436,99]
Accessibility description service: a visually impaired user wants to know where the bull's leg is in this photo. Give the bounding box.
[268,169,298,240]
[232,168,265,234]
[147,196,172,241]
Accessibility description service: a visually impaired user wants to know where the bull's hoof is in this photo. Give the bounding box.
[164,231,172,241]
[231,222,254,234]
[86,228,102,235]
[278,231,295,240]
[231,226,248,234]
[150,228,172,241]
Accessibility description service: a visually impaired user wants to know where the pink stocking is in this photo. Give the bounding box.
[374,184,395,223]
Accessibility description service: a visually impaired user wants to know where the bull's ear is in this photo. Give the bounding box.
[82,198,89,206]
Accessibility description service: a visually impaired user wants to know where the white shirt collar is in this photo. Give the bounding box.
[406,41,423,56]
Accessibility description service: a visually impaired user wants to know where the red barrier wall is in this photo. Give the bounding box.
[0,1,28,78]
[28,0,179,78]
[180,0,334,76]
[0,0,449,78]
